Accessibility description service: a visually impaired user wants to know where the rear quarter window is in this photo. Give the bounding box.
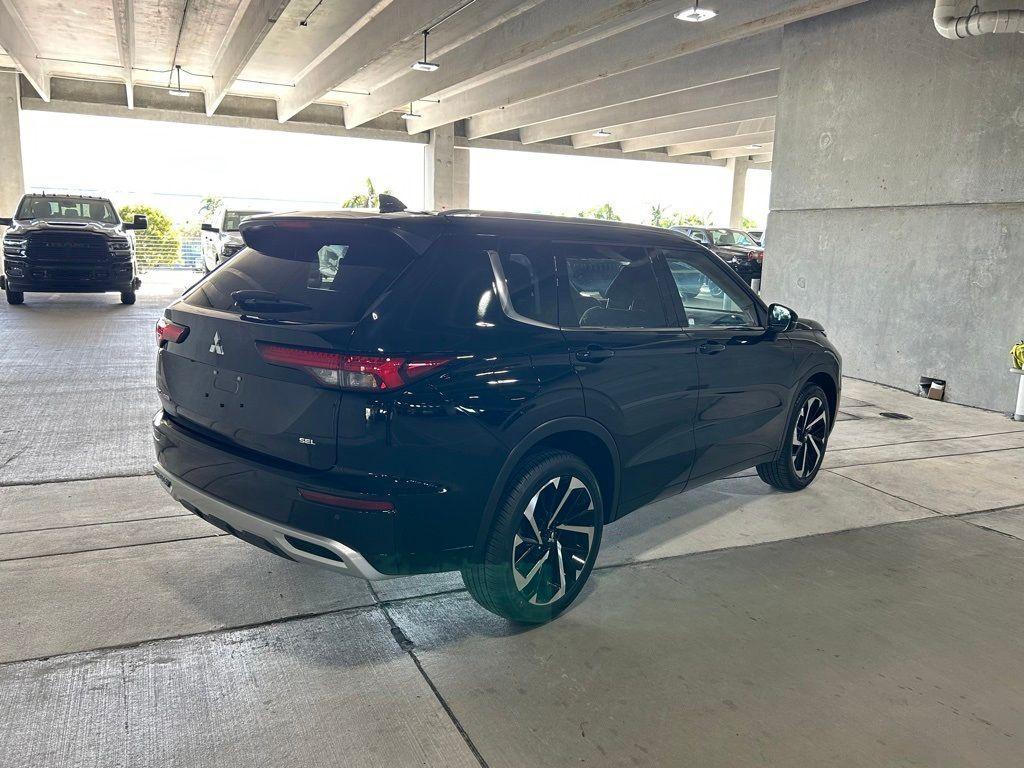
[184,225,418,324]
[490,241,558,326]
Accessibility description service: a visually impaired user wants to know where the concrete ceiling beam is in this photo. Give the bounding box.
[407,0,867,135]
[667,132,775,156]
[343,0,678,129]
[577,96,774,149]
[0,0,48,100]
[111,0,135,108]
[705,142,776,160]
[276,0,464,123]
[621,116,775,153]
[462,31,782,140]
[522,71,779,146]
[208,0,292,116]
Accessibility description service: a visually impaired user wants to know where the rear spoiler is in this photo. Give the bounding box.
[238,212,443,260]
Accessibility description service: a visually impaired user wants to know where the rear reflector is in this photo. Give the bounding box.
[298,488,395,511]
[256,342,451,390]
[156,317,189,345]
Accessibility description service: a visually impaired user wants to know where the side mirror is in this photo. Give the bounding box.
[131,214,148,231]
[201,223,219,233]
[767,303,797,332]
[0,217,12,227]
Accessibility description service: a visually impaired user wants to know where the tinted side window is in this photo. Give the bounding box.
[662,250,759,329]
[184,226,416,323]
[557,243,670,329]
[491,241,557,326]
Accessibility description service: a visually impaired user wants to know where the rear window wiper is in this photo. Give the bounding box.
[231,289,311,314]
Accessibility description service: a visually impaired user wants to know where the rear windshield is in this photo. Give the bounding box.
[184,226,417,324]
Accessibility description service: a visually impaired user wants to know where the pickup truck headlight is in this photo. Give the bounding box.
[2,236,26,257]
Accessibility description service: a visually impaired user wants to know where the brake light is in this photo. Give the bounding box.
[256,342,451,389]
[156,317,189,345]
[298,488,395,511]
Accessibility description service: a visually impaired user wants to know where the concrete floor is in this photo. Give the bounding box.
[1,273,1023,767]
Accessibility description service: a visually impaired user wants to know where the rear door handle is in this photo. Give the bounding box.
[698,341,727,355]
[575,345,615,363]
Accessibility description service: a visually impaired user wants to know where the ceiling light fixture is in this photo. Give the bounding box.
[167,65,189,97]
[675,1,717,22]
[412,30,440,72]
[592,129,612,138]
[746,144,764,149]
[401,102,421,120]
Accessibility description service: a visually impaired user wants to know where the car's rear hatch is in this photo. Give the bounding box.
[157,213,441,470]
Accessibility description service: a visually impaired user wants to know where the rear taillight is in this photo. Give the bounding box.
[156,317,189,345]
[256,342,451,390]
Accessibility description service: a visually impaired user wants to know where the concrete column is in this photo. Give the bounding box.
[423,123,456,211]
[453,147,470,209]
[0,72,25,220]
[727,157,748,228]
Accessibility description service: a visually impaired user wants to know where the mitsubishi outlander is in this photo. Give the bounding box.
[153,198,840,623]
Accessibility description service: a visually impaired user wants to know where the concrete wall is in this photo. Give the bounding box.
[766,0,1024,412]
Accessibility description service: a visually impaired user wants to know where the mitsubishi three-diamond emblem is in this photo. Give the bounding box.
[209,332,224,355]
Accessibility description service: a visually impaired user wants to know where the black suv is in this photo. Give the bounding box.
[153,203,840,623]
[1,194,147,305]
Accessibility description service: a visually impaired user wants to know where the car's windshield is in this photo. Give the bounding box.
[16,196,118,223]
[708,229,757,248]
[223,211,269,231]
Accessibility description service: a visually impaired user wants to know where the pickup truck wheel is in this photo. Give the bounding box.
[5,289,24,305]
[462,449,603,624]
[757,383,830,491]
[120,290,137,305]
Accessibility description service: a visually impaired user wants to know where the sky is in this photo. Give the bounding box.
[18,110,770,227]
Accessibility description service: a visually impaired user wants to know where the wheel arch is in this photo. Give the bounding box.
[805,369,839,428]
[474,417,620,554]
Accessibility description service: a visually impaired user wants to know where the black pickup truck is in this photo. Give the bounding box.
[1,194,147,305]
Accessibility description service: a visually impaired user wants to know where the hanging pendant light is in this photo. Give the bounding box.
[168,65,189,97]
[412,30,440,72]
[675,1,717,22]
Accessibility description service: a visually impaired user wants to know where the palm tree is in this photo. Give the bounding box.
[343,178,392,209]
[198,195,222,220]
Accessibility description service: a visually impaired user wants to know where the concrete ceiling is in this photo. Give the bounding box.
[0,0,868,161]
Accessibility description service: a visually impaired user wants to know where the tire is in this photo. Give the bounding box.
[5,289,24,305]
[462,449,604,624]
[120,290,137,305]
[757,383,831,491]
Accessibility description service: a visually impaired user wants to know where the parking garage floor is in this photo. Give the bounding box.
[2,272,1023,767]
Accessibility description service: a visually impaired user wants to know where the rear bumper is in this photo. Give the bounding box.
[152,410,478,575]
[153,462,393,580]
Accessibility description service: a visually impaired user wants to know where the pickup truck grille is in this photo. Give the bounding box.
[25,232,114,265]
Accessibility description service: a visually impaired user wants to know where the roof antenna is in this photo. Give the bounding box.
[378,194,407,213]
